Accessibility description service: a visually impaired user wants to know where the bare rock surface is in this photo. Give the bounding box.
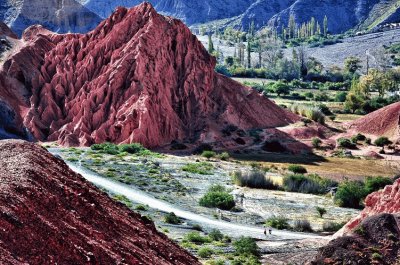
[0,3,298,147]
[0,139,199,265]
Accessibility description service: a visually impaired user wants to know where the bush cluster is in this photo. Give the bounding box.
[287,164,307,174]
[232,170,280,190]
[334,176,393,208]
[199,185,235,210]
[265,216,290,230]
[283,174,337,195]
[289,104,325,124]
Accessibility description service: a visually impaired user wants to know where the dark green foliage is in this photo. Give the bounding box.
[272,81,291,96]
[374,137,392,147]
[202,151,216,159]
[364,176,393,195]
[287,164,307,174]
[182,162,214,175]
[316,206,327,218]
[232,170,280,190]
[199,185,235,210]
[233,237,260,257]
[266,216,290,230]
[337,138,356,149]
[335,91,348,102]
[192,224,203,231]
[283,174,337,195]
[334,181,366,209]
[164,212,181,224]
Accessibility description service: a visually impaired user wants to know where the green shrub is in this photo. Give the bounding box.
[208,229,224,241]
[198,247,214,258]
[335,91,348,102]
[218,152,230,161]
[202,151,216,159]
[293,220,313,232]
[184,232,211,244]
[232,170,280,190]
[231,255,261,265]
[322,221,345,232]
[113,194,133,208]
[163,212,181,224]
[233,237,260,257]
[364,176,393,194]
[337,138,356,149]
[374,137,392,147]
[312,138,322,148]
[206,259,225,265]
[192,224,203,231]
[199,185,235,210]
[182,162,214,175]
[135,204,148,211]
[283,174,337,195]
[334,181,366,209]
[287,164,307,174]
[266,216,290,230]
[316,206,327,218]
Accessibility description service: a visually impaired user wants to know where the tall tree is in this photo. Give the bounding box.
[208,33,214,54]
[323,15,328,37]
[288,14,296,39]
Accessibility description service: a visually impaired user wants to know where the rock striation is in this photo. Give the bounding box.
[0,139,199,264]
[0,3,298,147]
[347,101,400,142]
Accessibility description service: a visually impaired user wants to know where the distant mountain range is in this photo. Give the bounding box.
[1,0,400,36]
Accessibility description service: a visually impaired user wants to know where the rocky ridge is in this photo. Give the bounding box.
[0,3,298,147]
[0,139,199,264]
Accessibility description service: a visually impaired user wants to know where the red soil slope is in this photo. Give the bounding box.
[0,3,298,147]
[0,140,199,264]
[347,101,400,141]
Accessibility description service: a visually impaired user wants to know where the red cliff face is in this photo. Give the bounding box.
[0,140,199,264]
[338,178,400,235]
[0,2,298,147]
[0,22,17,39]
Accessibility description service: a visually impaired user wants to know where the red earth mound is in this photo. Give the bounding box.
[312,213,400,265]
[0,139,199,264]
[0,22,17,39]
[0,2,298,147]
[336,178,400,236]
[347,101,400,141]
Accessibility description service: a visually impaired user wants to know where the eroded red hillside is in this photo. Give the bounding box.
[0,2,298,147]
[0,139,199,264]
[347,101,400,142]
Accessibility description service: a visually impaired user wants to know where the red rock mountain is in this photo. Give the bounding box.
[0,2,298,147]
[347,101,400,142]
[0,140,199,264]
[0,22,17,39]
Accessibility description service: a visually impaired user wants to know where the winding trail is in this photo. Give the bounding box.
[63,159,324,241]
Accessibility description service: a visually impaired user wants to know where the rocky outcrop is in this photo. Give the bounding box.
[347,101,400,142]
[0,3,298,147]
[0,0,101,36]
[0,139,199,264]
[338,178,400,235]
[312,213,400,265]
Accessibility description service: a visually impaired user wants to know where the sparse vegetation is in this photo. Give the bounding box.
[316,206,327,218]
[322,221,345,232]
[184,232,211,244]
[202,151,217,159]
[337,138,356,149]
[312,138,322,148]
[198,246,214,258]
[283,174,337,195]
[182,162,214,175]
[293,220,313,232]
[266,216,290,230]
[208,229,224,242]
